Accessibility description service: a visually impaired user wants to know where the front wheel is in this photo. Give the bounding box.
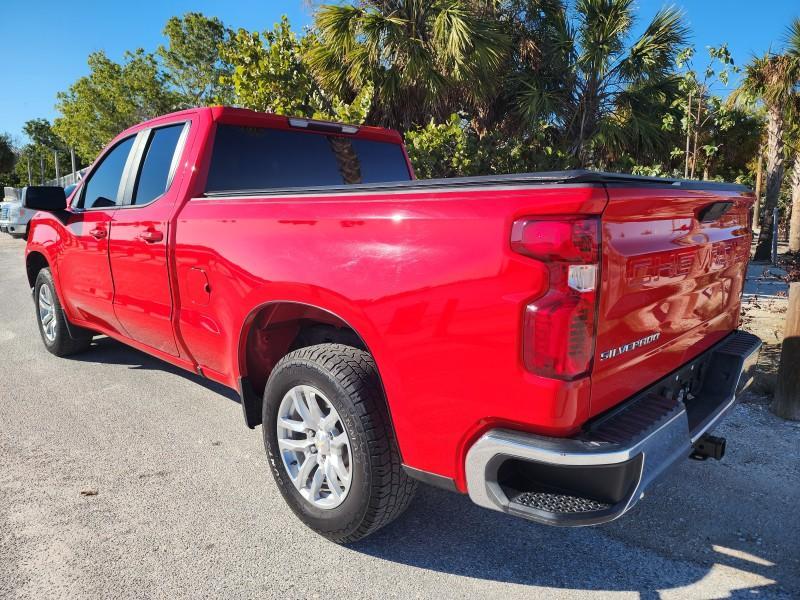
[34,268,93,356]
[263,344,417,543]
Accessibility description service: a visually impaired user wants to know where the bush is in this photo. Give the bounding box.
[405,114,572,179]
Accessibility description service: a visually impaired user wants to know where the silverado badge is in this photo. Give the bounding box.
[600,333,661,361]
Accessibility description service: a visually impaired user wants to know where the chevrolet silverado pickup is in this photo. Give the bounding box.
[24,107,761,542]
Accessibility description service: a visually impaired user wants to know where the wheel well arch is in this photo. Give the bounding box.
[236,301,372,428]
[26,251,50,288]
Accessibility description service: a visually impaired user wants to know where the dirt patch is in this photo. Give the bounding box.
[740,296,786,400]
[741,251,796,402]
[778,251,800,283]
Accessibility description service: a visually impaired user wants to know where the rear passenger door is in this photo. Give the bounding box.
[109,122,190,356]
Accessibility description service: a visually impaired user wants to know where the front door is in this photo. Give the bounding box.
[58,135,137,333]
[109,122,189,356]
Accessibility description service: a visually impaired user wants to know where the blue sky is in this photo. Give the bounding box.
[2,0,798,143]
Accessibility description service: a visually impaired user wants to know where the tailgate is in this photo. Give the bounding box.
[590,185,753,416]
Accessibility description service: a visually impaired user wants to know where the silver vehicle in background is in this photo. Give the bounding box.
[1,186,73,239]
[1,187,24,236]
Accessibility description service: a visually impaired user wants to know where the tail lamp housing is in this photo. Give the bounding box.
[511,217,600,380]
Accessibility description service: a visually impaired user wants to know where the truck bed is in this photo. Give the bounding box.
[203,169,749,198]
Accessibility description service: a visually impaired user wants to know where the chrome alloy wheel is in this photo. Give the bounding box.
[276,385,353,509]
[38,284,57,343]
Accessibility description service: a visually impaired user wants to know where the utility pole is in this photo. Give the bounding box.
[26,155,32,186]
[772,282,800,420]
[70,148,77,176]
[39,154,45,185]
[54,150,60,182]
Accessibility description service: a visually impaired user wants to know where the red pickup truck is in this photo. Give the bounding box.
[24,107,760,542]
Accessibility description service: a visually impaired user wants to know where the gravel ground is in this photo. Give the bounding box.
[1,234,798,599]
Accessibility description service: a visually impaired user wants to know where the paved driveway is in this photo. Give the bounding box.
[0,235,797,599]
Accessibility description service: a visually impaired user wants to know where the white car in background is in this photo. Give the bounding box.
[1,187,60,239]
[1,187,29,238]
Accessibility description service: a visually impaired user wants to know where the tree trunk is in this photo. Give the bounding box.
[684,90,693,179]
[690,95,702,179]
[772,282,800,420]
[789,158,800,253]
[754,105,785,261]
[754,147,763,228]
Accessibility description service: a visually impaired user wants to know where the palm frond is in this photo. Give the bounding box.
[733,53,799,109]
[575,0,634,76]
[786,16,800,58]
[620,7,689,82]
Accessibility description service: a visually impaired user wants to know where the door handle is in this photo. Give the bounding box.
[89,227,107,240]
[138,229,164,243]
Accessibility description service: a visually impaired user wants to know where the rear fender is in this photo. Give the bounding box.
[234,296,396,431]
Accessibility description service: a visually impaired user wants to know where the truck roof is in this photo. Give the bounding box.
[208,106,404,145]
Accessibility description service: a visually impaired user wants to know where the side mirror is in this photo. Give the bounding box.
[22,186,67,211]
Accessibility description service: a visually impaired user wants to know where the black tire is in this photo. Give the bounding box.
[34,268,93,356]
[263,343,417,543]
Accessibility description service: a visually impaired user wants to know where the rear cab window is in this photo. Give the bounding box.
[204,124,412,193]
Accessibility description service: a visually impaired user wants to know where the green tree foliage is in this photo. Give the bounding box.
[620,45,759,183]
[309,0,690,167]
[405,115,480,178]
[158,12,233,106]
[23,118,69,156]
[0,133,15,175]
[10,120,73,185]
[309,1,509,130]
[220,16,372,123]
[405,113,568,178]
[783,17,800,252]
[221,17,324,116]
[54,50,180,161]
[32,6,792,194]
[504,0,690,167]
[733,49,800,259]
[0,133,19,194]
[673,45,739,179]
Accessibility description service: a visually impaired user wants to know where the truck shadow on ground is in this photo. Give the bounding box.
[351,483,791,598]
[65,336,241,404]
[65,336,795,599]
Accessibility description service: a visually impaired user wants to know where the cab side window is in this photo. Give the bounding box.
[131,124,185,206]
[79,136,136,209]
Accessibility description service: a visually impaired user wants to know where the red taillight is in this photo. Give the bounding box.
[511,217,599,263]
[512,217,600,380]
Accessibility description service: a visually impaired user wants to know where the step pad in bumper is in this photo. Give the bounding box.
[465,330,761,526]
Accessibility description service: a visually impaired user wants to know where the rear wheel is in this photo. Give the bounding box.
[263,344,417,543]
[34,268,93,356]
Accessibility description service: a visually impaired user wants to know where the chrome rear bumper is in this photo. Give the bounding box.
[465,330,761,526]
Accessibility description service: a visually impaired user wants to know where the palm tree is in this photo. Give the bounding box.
[785,17,800,253]
[510,0,689,167]
[786,92,800,253]
[308,1,510,131]
[734,49,800,261]
[789,153,800,253]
